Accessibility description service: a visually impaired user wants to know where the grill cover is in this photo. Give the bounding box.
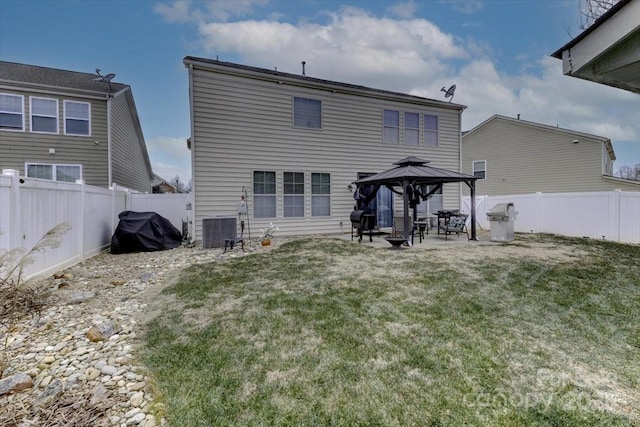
[350,210,366,225]
[110,211,182,254]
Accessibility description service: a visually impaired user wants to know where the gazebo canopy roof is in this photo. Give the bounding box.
[354,156,477,186]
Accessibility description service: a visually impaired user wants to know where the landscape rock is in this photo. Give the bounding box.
[0,244,264,425]
[86,319,120,342]
[33,379,64,408]
[0,373,33,395]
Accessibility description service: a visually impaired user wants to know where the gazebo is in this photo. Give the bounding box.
[353,157,478,243]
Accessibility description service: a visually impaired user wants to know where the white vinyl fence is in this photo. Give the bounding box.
[1,170,191,280]
[462,190,640,244]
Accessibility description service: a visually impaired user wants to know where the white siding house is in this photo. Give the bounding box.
[462,115,640,196]
[184,57,467,242]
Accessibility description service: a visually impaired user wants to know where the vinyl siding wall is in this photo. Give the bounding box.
[462,118,624,196]
[0,88,109,186]
[190,67,463,240]
[110,90,152,193]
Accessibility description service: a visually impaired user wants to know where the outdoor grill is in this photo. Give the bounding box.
[350,210,376,242]
[486,203,517,242]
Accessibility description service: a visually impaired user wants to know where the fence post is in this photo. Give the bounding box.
[613,190,622,242]
[535,192,542,233]
[76,180,86,261]
[3,169,21,254]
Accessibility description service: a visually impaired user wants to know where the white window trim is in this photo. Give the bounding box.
[283,171,305,218]
[424,113,439,147]
[293,96,322,130]
[404,112,420,145]
[63,100,91,136]
[253,170,277,219]
[25,162,82,182]
[0,93,25,132]
[383,109,400,144]
[30,96,59,134]
[311,172,331,217]
[472,160,487,180]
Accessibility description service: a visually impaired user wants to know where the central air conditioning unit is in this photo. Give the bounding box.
[202,216,236,249]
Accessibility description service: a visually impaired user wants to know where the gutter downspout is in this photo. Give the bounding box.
[188,63,196,243]
[107,94,112,187]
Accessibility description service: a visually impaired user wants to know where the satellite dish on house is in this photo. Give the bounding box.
[441,84,456,102]
[93,69,116,92]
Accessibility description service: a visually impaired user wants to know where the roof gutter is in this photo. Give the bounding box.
[0,80,120,99]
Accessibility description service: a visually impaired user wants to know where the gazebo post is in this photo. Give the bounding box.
[470,180,477,240]
[403,179,411,244]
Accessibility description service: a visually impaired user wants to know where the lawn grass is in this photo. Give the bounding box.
[143,235,640,426]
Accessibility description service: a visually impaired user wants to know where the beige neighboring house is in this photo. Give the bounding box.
[184,56,467,242]
[551,0,640,94]
[462,115,640,196]
[0,61,153,192]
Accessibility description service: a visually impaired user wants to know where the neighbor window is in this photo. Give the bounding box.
[26,163,82,183]
[0,93,24,131]
[404,112,419,145]
[30,97,58,133]
[64,100,90,135]
[383,109,399,143]
[424,114,438,147]
[293,97,321,129]
[473,160,486,180]
[254,171,276,218]
[284,172,305,218]
[311,173,330,216]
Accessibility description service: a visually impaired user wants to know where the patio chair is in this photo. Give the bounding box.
[438,213,469,241]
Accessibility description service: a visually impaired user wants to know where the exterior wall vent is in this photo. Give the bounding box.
[202,216,236,248]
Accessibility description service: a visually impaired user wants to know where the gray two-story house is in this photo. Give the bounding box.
[0,61,153,192]
[184,57,467,242]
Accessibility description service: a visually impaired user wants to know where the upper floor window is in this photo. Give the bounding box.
[405,112,419,145]
[26,163,82,183]
[0,93,24,131]
[254,171,276,219]
[30,97,58,133]
[284,172,305,218]
[311,173,331,217]
[64,100,90,136]
[294,97,321,129]
[383,109,399,143]
[473,160,486,180]
[424,114,438,147]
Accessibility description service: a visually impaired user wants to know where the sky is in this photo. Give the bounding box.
[1,0,638,184]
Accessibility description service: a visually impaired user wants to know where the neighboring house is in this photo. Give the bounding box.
[551,0,640,94]
[0,61,153,192]
[462,115,640,196]
[152,173,177,193]
[184,56,467,242]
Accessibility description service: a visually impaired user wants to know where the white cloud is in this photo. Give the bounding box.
[198,6,466,93]
[154,0,268,23]
[154,0,193,23]
[441,0,484,14]
[387,1,419,19]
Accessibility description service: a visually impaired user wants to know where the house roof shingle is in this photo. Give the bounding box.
[0,61,128,94]
[184,56,466,110]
